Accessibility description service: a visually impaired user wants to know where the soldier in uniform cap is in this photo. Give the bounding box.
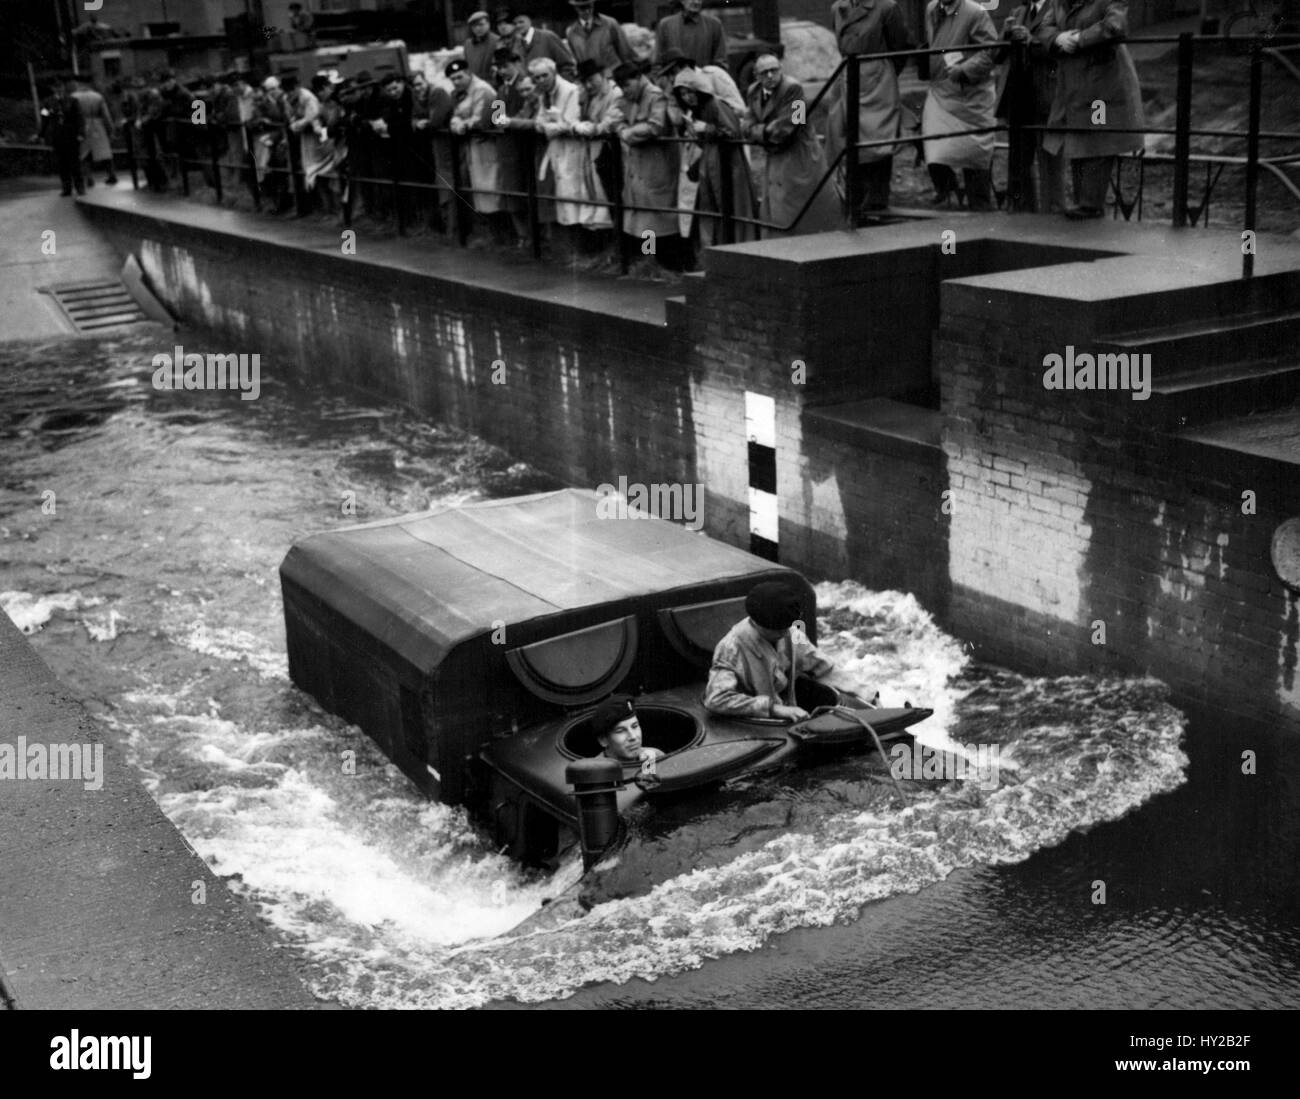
[590,695,664,775]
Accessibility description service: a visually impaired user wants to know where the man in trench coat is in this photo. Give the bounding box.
[613,61,682,266]
[1042,0,1146,219]
[828,0,914,213]
[743,54,841,236]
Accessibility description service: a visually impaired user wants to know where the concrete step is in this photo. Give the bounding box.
[1088,267,1300,336]
[1099,310,1300,375]
[1151,356,1300,427]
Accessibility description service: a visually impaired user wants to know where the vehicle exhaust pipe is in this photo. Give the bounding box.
[566,757,623,872]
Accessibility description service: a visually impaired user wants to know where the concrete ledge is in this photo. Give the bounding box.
[805,399,944,464]
[77,188,680,355]
[0,611,317,1009]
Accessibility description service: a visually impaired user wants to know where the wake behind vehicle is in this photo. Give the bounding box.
[280,489,931,868]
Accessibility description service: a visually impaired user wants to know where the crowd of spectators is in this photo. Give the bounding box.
[40,0,1151,266]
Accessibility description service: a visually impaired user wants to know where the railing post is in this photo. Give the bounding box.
[609,134,628,275]
[1006,40,1029,211]
[525,129,542,259]
[1243,41,1263,277]
[177,123,189,196]
[844,53,861,222]
[341,151,353,229]
[246,125,262,211]
[126,124,139,190]
[211,126,223,203]
[286,124,308,217]
[391,127,404,234]
[719,135,735,244]
[1171,32,1194,227]
[449,130,468,245]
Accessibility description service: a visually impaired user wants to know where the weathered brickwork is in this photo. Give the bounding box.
[939,276,1300,727]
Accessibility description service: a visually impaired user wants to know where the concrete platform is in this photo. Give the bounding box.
[0,178,138,341]
[0,611,318,1009]
[76,185,676,329]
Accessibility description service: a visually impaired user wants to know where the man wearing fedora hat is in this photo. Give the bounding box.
[464,10,500,83]
[565,1,632,75]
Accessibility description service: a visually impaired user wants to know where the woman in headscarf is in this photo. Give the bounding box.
[671,67,756,246]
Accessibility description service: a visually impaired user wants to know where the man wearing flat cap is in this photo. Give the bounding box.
[464,10,500,83]
[704,581,865,720]
[590,695,663,776]
[566,0,632,75]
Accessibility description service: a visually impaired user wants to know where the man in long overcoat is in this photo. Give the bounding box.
[920,0,999,210]
[1042,0,1146,219]
[613,61,681,263]
[828,0,914,213]
[743,55,841,236]
[39,77,85,196]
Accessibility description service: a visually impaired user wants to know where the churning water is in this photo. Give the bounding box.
[2,328,1296,1009]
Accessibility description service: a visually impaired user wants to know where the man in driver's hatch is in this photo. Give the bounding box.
[704,580,874,721]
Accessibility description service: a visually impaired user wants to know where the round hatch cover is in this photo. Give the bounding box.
[1272,518,1300,590]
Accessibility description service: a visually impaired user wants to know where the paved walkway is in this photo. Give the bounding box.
[0,612,318,1009]
[0,177,134,341]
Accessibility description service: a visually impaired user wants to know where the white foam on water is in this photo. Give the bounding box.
[124,583,1179,1010]
[0,590,100,634]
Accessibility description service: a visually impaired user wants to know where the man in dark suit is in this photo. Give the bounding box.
[996,0,1063,212]
[39,76,85,196]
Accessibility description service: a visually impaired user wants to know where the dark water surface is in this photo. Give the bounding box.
[1,328,1295,1009]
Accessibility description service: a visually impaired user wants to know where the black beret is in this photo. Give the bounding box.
[445,58,468,76]
[745,581,803,630]
[591,694,636,739]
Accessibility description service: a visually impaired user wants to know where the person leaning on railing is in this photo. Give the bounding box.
[574,57,626,227]
[671,67,757,247]
[249,75,289,205]
[830,0,915,214]
[448,57,506,225]
[306,74,350,216]
[532,56,598,232]
[1041,0,1146,220]
[743,54,842,236]
[493,48,537,242]
[612,60,685,269]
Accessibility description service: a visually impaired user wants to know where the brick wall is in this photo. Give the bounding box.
[939,276,1300,727]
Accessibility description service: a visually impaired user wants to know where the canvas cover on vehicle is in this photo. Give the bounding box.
[280,489,816,801]
[280,488,794,681]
